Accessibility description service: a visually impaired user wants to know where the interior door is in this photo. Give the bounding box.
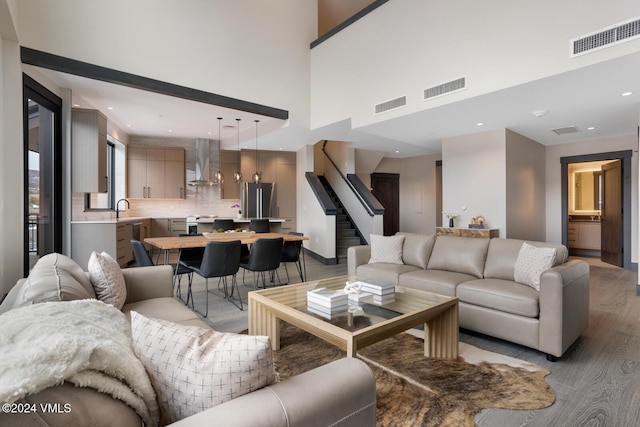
[601,160,622,267]
[371,173,399,236]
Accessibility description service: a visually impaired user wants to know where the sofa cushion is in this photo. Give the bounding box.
[513,243,557,291]
[398,269,478,296]
[356,263,420,285]
[88,251,127,309]
[457,278,540,318]
[427,236,490,278]
[0,253,95,314]
[396,232,436,269]
[369,234,405,264]
[130,311,275,425]
[484,238,568,281]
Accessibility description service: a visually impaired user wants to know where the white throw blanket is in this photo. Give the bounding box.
[0,299,159,427]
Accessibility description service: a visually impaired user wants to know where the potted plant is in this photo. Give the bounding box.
[231,203,242,219]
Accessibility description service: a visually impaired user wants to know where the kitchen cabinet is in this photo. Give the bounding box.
[220,150,241,199]
[568,221,601,250]
[71,108,108,193]
[127,146,185,199]
[241,150,276,184]
[152,218,186,237]
[71,220,140,269]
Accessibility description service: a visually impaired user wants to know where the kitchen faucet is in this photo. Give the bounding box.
[116,198,130,220]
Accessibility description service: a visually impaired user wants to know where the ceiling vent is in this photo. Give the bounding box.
[423,76,466,101]
[374,95,407,115]
[571,17,640,57]
[552,126,580,135]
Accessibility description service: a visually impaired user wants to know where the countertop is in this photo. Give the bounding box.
[195,217,286,223]
[70,217,151,224]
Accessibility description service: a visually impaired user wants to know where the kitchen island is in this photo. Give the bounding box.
[193,217,287,233]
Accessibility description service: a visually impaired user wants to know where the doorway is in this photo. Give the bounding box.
[561,151,631,269]
[371,173,399,236]
[23,74,63,274]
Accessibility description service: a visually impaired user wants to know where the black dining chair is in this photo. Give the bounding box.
[187,240,243,316]
[130,239,194,301]
[211,219,236,232]
[249,218,270,233]
[240,237,284,289]
[281,232,306,283]
[176,234,206,307]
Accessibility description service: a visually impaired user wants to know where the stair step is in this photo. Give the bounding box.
[337,237,362,246]
[337,228,357,237]
[336,222,353,229]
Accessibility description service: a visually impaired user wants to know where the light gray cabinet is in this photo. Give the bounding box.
[71,221,135,269]
[127,146,185,199]
[71,108,107,193]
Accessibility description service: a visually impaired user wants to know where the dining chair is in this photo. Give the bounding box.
[249,218,270,233]
[281,232,306,283]
[212,219,236,232]
[240,237,284,289]
[187,240,243,316]
[130,239,193,301]
[176,234,206,307]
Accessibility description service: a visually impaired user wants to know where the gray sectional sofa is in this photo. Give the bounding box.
[0,254,376,427]
[348,233,591,360]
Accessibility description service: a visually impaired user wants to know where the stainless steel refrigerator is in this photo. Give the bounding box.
[242,182,275,218]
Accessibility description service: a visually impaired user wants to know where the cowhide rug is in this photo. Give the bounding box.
[274,323,555,427]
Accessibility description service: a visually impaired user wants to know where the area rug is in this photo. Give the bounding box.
[274,323,555,427]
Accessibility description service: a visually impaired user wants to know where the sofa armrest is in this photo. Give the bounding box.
[122,265,174,304]
[168,358,376,427]
[538,259,590,357]
[347,245,371,276]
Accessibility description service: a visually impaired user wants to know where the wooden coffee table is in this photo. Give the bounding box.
[248,275,459,359]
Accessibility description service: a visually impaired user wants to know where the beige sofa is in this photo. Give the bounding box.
[0,254,376,427]
[348,233,590,360]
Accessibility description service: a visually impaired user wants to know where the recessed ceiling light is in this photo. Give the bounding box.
[126,124,132,127]
[395,150,400,153]
[587,126,596,131]
[107,106,114,110]
[621,91,633,97]
[476,122,484,126]
[532,109,547,118]
[207,131,212,135]
[73,103,80,107]
[168,129,173,133]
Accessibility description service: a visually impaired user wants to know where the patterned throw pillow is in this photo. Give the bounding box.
[369,234,405,265]
[513,242,557,291]
[130,312,275,425]
[88,251,127,309]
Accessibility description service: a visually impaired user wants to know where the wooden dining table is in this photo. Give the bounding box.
[144,232,308,267]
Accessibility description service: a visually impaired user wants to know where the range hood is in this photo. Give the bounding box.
[188,138,218,186]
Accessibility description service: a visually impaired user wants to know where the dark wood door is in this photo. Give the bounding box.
[371,173,399,236]
[601,160,623,267]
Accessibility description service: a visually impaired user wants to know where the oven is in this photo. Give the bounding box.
[186,216,199,235]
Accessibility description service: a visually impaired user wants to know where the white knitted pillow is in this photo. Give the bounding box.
[514,243,557,291]
[368,234,405,265]
[88,251,127,309]
[130,312,275,425]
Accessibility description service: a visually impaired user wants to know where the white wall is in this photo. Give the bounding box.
[505,130,546,241]
[442,129,507,235]
[311,0,640,130]
[17,0,316,129]
[296,145,336,260]
[545,134,638,264]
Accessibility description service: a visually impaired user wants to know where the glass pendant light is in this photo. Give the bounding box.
[214,117,224,185]
[233,118,242,183]
[252,119,261,184]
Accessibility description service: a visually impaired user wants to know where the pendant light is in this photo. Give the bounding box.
[252,119,261,184]
[233,118,242,183]
[214,117,224,185]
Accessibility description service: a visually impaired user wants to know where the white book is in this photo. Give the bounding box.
[307,288,348,301]
[307,306,346,320]
[307,294,348,307]
[372,294,396,304]
[307,300,348,314]
[360,285,396,296]
[361,279,395,289]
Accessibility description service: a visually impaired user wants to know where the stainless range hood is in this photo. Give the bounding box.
[188,138,218,186]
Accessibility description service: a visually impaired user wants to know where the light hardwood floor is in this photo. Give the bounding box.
[184,255,640,427]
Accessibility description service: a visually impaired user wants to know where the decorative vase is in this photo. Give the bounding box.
[237,211,242,219]
[449,218,454,228]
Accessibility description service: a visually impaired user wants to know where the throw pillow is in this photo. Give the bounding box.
[513,242,557,291]
[88,251,127,309]
[368,234,405,265]
[130,312,275,425]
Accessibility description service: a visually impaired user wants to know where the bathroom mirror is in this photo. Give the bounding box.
[573,171,602,211]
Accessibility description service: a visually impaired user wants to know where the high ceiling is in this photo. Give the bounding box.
[26,50,640,158]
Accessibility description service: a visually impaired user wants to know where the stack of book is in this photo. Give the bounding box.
[359,279,396,304]
[306,288,348,319]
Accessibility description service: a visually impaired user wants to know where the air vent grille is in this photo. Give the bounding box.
[374,96,407,114]
[571,17,640,57]
[423,76,466,100]
[552,126,580,135]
